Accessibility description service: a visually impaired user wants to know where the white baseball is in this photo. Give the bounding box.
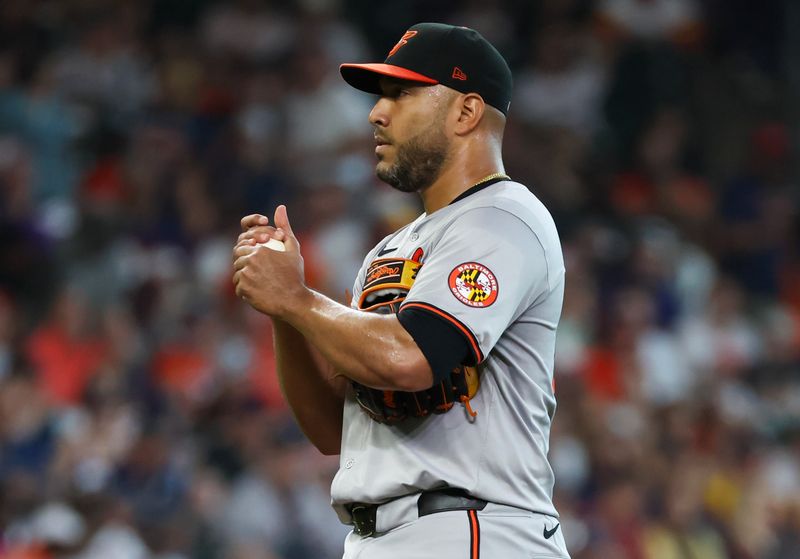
[257,237,286,252]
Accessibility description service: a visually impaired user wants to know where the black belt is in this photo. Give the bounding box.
[349,488,488,537]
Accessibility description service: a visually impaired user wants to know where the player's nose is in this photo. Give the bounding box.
[369,97,391,128]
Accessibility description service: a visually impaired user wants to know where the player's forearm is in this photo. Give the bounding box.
[282,289,433,392]
[273,319,345,455]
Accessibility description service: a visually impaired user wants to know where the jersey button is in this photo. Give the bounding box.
[345,459,355,469]
[410,232,419,241]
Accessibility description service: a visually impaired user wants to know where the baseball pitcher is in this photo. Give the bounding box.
[233,22,569,559]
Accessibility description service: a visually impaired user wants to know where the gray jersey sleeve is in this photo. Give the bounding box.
[350,261,366,309]
[400,206,551,362]
[349,231,397,309]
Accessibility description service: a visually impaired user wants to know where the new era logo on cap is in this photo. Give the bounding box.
[339,23,513,115]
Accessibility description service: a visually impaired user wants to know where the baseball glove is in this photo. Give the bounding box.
[352,258,480,424]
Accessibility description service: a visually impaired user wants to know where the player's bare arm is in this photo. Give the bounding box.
[237,212,347,455]
[233,206,434,393]
[272,318,346,455]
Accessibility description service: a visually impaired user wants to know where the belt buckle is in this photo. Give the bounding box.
[350,504,376,537]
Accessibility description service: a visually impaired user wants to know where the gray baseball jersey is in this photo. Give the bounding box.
[331,179,565,521]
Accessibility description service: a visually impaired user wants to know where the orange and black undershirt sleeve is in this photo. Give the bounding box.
[397,304,480,384]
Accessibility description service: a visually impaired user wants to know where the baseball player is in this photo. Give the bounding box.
[233,22,568,559]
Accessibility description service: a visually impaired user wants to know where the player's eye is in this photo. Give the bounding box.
[388,87,410,99]
[379,82,413,100]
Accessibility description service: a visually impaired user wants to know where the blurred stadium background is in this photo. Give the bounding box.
[0,0,798,558]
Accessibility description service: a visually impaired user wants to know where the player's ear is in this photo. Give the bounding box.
[453,93,485,136]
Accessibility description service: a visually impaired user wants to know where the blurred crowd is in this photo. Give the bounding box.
[0,1,798,558]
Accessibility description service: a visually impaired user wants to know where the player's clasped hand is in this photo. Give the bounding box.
[232,205,306,317]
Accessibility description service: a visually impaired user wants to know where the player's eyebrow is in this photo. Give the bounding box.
[377,77,428,96]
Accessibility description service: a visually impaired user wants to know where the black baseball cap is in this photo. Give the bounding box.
[340,23,513,115]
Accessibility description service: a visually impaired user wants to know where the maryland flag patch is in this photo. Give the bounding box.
[448,262,498,308]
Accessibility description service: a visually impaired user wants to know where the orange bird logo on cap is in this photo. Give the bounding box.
[388,30,418,57]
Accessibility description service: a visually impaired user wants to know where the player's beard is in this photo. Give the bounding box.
[376,119,450,193]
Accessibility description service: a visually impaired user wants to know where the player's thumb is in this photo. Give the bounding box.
[274,204,299,250]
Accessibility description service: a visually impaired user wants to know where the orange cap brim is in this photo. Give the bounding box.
[340,63,438,94]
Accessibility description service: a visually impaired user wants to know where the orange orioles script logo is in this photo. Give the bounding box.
[388,30,418,57]
[449,262,498,307]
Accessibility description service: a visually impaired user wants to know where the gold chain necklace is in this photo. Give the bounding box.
[467,172,510,190]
